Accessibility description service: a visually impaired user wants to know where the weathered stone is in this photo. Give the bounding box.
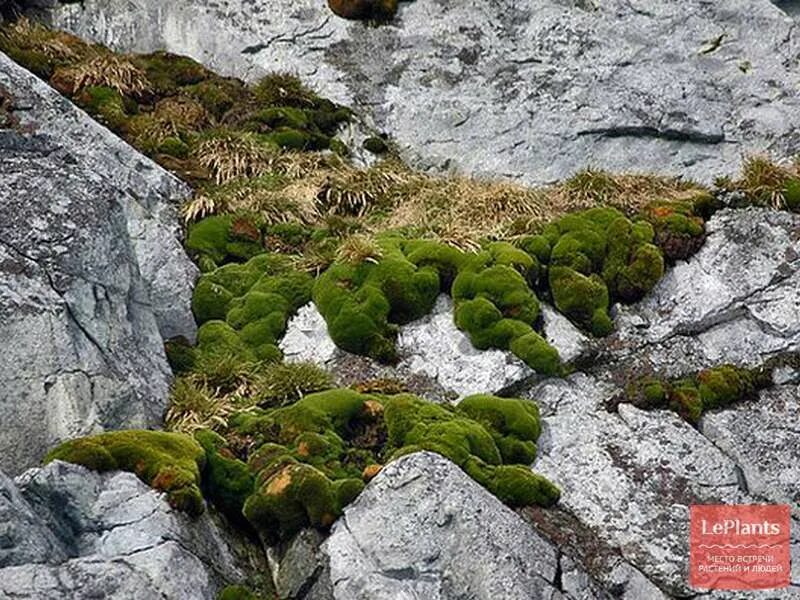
[0,461,262,599]
[41,0,800,184]
[528,372,800,597]
[0,53,196,474]
[397,295,535,398]
[319,451,572,599]
[613,208,800,376]
[700,383,800,511]
[281,302,340,366]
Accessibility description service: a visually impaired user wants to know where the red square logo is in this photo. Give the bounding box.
[690,504,790,590]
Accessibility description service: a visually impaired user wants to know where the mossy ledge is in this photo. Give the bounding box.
[47,390,559,545]
[612,353,800,423]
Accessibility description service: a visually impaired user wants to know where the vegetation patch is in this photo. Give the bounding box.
[611,354,800,423]
[46,430,207,516]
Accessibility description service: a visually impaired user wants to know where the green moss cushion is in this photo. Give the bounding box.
[46,431,207,516]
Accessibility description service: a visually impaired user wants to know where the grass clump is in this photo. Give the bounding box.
[45,430,206,516]
[718,155,800,211]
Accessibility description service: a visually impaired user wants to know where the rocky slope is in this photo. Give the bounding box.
[0,51,196,474]
[0,461,262,599]
[1,5,800,600]
[37,0,800,183]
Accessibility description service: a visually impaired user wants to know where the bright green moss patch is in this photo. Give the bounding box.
[192,253,314,364]
[204,389,559,543]
[45,430,206,516]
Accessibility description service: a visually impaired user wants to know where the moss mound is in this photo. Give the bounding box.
[45,430,206,516]
[220,389,558,543]
[517,207,666,335]
[191,252,314,364]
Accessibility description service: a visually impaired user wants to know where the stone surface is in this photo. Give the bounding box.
[397,295,535,397]
[612,208,800,376]
[529,374,800,597]
[0,52,197,474]
[0,461,261,599]
[41,0,800,185]
[318,451,572,599]
[700,383,800,512]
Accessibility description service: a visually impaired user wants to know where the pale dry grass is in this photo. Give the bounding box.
[194,133,277,184]
[721,154,800,209]
[53,53,151,96]
[335,233,383,265]
[0,17,86,61]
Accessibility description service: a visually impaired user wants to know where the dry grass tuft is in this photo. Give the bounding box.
[317,159,412,217]
[335,233,384,265]
[53,53,151,97]
[0,17,86,62]
[194,132,278,184]
[722,154,800,209]
[165,376,239,434]
[183,175,319,224]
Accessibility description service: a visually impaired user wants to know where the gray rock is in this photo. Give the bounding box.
[0,470,67,567]
[319,451,572,600]
[0,461,262,599]
[528,372,800,597]
[397,295,535,398]
[700,383,800,511]
[41,0,800,185]
[0,53,196,474]
[281,302,340,367]
[613,208,800,375]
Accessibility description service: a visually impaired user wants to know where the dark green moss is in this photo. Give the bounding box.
[195,430,254,525]
[363,136,389,154]
[620,361,777,424]
[46,430,206,516]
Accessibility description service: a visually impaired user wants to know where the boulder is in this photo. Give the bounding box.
[41,0,800,184]
[0,461,262,599]
[0,52,197,474]
[307,451,599,599]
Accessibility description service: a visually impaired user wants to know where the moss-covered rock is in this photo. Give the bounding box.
[620,362,774,424]
[642,201,706,262]
[195,430,254,524]
[45,431,206,516]
[313,236,446,363]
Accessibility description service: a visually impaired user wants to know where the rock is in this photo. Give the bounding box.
[41,0,800,184]
[0,470,67,567]
[541,304,591,365]
[0,461,262,599]
[281,302,340,366]
[397,295,535,398]
[318,451,577,599]
[700,383,800,511]
[0,53,197,474]
[613,208,800,375]
[528,373,800,597]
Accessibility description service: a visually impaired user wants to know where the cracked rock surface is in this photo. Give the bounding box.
[304,451,605,600]
[0,52,197,474]
[0,460,261,599]
[41,0,800,183]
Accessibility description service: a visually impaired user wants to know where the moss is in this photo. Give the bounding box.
[73,85,129,130]
[458,394,541,463]
[784,178,800,211]
[313,236,444,363]
[488,465,560,507]
[191,253,313,364]
[363,136,389,154]
[549,266,612,336]
[622,362,774,424]
[46,430,206,516]
[217,585,261,600]
[186,215,264,267]
[264,127,311,150]
[133,51,210,95]
[185,77,244,120]
[158,136,190,158]
[643,201,706,262]
[253,72,318,109]
[165,337,197,374]
[195,430,254,524]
